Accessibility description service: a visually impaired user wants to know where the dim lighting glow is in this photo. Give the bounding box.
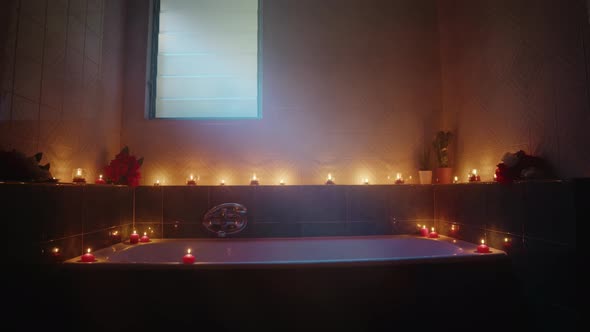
[252,173,257,180]
[472,169,478,175]
[504,237,509,242]
[144,232,147,236]
[187,249,192,254]
[328,173,333,181]
[453,176,459,183]
[87,248,91,253]
[76,169,82,176]
[431,227,435,232]
[99,174,103,180]
[220,179,225,185]
[133,230,137,235]
[396,173,402,180]
[481,239,485,244]
[363,178,369,184]
[53,247,59,253]
[280,179,285,185]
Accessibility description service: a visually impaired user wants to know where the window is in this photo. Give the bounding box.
[148,0,262,119]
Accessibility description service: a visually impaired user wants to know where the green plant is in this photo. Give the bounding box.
[432,131,452,168]
[418,145,431,171]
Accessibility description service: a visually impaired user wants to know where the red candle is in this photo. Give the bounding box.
[503,237,512,252]
[110,230,121,243]
[130,230,140,244]
[81,248,96,262]
[428,227,439,238]
[477,239,491,253]
[449,224,458,237]
[420,225,429,237]
[183,249,195,264]
[95,174,106,184]
[51,247,61,261]
[140,232,150,243]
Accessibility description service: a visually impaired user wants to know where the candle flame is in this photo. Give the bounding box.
[472,169,477,175]
[144,232,147,236]
[451,225,455,231]
[133,230,137,234]
[189,174,194,180]
[113,231,118,235]
[431,227,435,232]
[494,173,497,179]
[364,178,369,184]
[454,176,458,181]
[417,224,421,228]
[396,173,402,180]
[87,248,91,253]
[76,168,82,176]
[280,179,284,184]
[53,247,59,253]
[481,239,485,244]
[155,179,160,184]
[221,179,225,185]
[422,225,426,229]
[187,249,191,254]
[252,173,257,180]
[99,174,103,180]
[328,173,332,181]
[504,237,509,242]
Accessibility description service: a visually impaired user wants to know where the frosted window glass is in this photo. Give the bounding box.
[153,0,260,118]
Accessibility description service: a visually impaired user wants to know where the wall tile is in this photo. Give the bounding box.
[302,223,349,237]
[86,0,103,35]
[66,17,86,54]
[0,91,11,122]
[13,58,42,102]
[39,234,82,263]
[20,0,47,26]
[484,183,525,235]
[390,185,433,223]
[132,222,162,239]
[134,186,162,223]
[85,30,101,64]
[254,186,301,223]
[249,222,302,238]
[163,221,209,238]
[163,186,209,224]
[209,186,256,218]
[348,185,388,223]
[69,0,87,21]
[32,184,84,241]
[434,184,486,228]
[82,229,114,255]
[83,185,120,233]
[297,186,346,223]
[349,221,378,236]
[16,17,44,62]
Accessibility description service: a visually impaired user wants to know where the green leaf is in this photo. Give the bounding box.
[34,152,43,163]
[137,157,144,166]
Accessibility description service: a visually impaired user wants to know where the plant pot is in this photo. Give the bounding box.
[434,167,453,184]
[418,170,432,184]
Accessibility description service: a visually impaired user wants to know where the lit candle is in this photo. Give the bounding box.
[477,239,491,253]
[469,169,481,182]
[51,247,61,261]
[187,174,197,185]
[250,173,259,185]
[363,178,369,185]
[449,224,458,236]
[420,225,429,237]
[220,179,225,186]
[154,179,160,186]
[394,173,404,184]
[72,168,86,183]
[110,230,121,243]
[140,232,150,243]
[81,248,96,263]
[326,173,335,185]
[183,248,195,264]
[453,176,459,184]
[503,237,512,252]
[95,174,106,184]
[129,230,140,244]
[428,227,439,238]
[279,179,285,185]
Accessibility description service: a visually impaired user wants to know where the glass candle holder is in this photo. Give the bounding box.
[72,168,86,184]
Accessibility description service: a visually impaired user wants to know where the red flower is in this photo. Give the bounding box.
[104,146,143,187]
[494,150,551,184]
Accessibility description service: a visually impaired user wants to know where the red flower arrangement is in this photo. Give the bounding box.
[104,146,143,187]
[494,150,551,184]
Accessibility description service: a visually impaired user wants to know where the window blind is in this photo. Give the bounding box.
[154,0,260,118]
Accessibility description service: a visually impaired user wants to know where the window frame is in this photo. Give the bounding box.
[146,0,263,120]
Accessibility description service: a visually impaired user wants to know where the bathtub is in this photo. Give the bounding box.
[51,235,519,330]
[65,235,504,266]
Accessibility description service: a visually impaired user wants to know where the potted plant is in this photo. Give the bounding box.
[418,145,432,184]
[432,131,453,184]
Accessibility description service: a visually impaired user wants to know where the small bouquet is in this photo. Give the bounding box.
[104,146,143,187]
[494,150,551,184]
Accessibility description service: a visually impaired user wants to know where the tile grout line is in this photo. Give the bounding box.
[35,0,50,153]
[7,0,22,148]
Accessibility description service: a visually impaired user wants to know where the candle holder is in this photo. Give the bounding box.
[279,179,285,185]
[325,174,335,185]
[154,180,161,186]
[363,178,369,185]
[250,174,259,186]
[220,180,226,186]
[468,169,481,182]
[72,168,86,184]
[453,176,459,184]
[394,173,404,184]
[186,175,197,186]
[95,174,106,184]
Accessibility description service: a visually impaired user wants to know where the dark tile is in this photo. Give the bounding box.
[254,186,301,223]
[39,235,83,263]
[84,185,120,233]
[132,222,163,240]
[135,186,163,223]
[391,220,421,235]
[34,184,84,241]
[116,186,133,225]
[163,221,209,238]
[209,186,256,219]
[484,183,525,235]
[390,185,433,223]
[250,223,302,237]
[523,181,575,245]
[485,230,523,254]
[297,186,346,223]
[82,230,113,255]
[163,186,209,224]
[349,222,377,236]
[2,184,40,244]
[348,186,388,223]
[433,184,486,228]
[302,223,349,237]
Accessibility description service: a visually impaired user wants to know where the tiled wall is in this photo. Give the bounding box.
[0,0,126,182]
[1,183,133,263]
[121,0,442,186]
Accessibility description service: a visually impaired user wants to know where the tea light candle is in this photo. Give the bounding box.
[51,247,61,260]
[453,176,459,184]
[130,230,140,244]
[81,248,96,262]
[363,178,369,185]
[110,230,121,243]
[420,225,429,237]
[428,227,439,238]
[154,179,160,186]
[72,168,86,183]
[140,232,150,243]
[187,174,197,186]
[220,179,225,186]
[326,173,335,185]
[250,173,259,185]
[449,224,458,236]
[95,174,106,184]
[503,237,512,251]
[477,239,491,253]
[394,173,404,184]
[469,169,481,182]
[183,248,195,264]
[279,179,285,185]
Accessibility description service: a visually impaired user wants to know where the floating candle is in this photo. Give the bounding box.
[95,174,106,184]
[140,232,150,243]
[477,239,491,253]
[428,227,439,238]
[81,248,96,262]
[183,249,195,264]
